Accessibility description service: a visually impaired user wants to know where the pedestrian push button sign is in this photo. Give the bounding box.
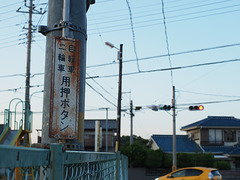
[49,37,81,139]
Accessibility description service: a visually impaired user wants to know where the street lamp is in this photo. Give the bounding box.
[105,41,123,150]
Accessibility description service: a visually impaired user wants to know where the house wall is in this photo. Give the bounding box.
[84,129,116,151]
[151,141,159,150]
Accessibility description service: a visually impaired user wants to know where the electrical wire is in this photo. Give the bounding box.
[177,90,240,98]
[125,0,140,72]
[161,0,174,87]
[87,43,240,68]
[87,73,117,101]
[177,99,240,106]
[86,82,117,108]
[88,8,240,34]
[97,58,240,78]
[0,84,43,93]
[87,1,240,28]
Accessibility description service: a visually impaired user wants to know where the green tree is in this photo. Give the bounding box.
[120,135,149,148]
[177,153,194,167]
[145,149,164,168]
[121,141,147,167]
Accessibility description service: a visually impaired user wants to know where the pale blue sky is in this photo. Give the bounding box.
[0,0,240,142]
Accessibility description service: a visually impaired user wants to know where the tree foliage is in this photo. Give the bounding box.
[120,136,219,169]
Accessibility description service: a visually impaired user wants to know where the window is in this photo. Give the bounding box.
[209,129,222,144]
[171,170,186,177]
[170,169,203,177]
[185,169,203,176]
[224,130,236,142]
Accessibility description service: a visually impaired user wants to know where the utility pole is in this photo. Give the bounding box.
[39,0,94,149]
[117,44,123,150]
[25,0,33,129]
[17,0,45,129]
[130,100,133,145]
[172,86,177,171]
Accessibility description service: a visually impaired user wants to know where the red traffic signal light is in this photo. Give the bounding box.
[189,105,204,111]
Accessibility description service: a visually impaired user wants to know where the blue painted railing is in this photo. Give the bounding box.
[0,144,128,180]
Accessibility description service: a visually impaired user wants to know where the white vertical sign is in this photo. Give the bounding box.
[49,37,81,139]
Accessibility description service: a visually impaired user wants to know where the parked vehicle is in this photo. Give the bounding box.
[155,167,222,180]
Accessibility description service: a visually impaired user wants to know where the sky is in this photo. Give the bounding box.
[0,0,240,143]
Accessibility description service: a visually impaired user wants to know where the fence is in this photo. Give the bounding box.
[0,144,128,180]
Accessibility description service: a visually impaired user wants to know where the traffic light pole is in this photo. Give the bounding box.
[172,86,177,171]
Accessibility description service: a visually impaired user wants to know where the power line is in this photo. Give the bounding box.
[125,0,140,72]
[87,43,240,68]
[177,90,240,98]
[0,84,43,93]
[88,8,240,35]
[87,1,240,29]
[88,0,234,23]
[0,74,25,78]
[86,73,117,101]
[0,1,22,9]
[161,0,174,86]
[86,82,117,108]
[1,46,240,79]
[177,99,240,106]
[98,58,240,78]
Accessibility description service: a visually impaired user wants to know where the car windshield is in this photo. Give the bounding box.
[211,170,221,176]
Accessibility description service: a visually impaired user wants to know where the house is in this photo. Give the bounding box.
[181,116,240,168]
[84,119,117,152]
[148,134,203,153]
[149,116,240,168]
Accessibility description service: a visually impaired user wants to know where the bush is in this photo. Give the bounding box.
[145,149,164,168]
[162,154,172,168]
[121,142,146,167]
[214,161,231,170]
[194,153,214,167]
[177,153,194,167]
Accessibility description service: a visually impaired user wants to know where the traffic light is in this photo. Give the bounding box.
[159,105,172,111]
[135,106,142,111]
[189,105,204,111]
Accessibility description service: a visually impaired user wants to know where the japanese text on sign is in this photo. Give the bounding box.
[49,37,81,139]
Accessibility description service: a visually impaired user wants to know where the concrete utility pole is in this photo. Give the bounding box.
[172,86,177,171]
[17,0,45,129]
[117,44,123,150]
[25,0,33,125]
[104,42,123,150]
[39,0,94,149]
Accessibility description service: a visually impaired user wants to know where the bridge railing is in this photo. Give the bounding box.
[0,144,128,180]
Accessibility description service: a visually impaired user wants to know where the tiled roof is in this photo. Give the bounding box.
[151,135,203,153]
[84,119,117,130]
[226,146,240,155]
[181,116,240,130]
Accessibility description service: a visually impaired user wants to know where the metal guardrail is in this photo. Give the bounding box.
[0,144,128,180]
